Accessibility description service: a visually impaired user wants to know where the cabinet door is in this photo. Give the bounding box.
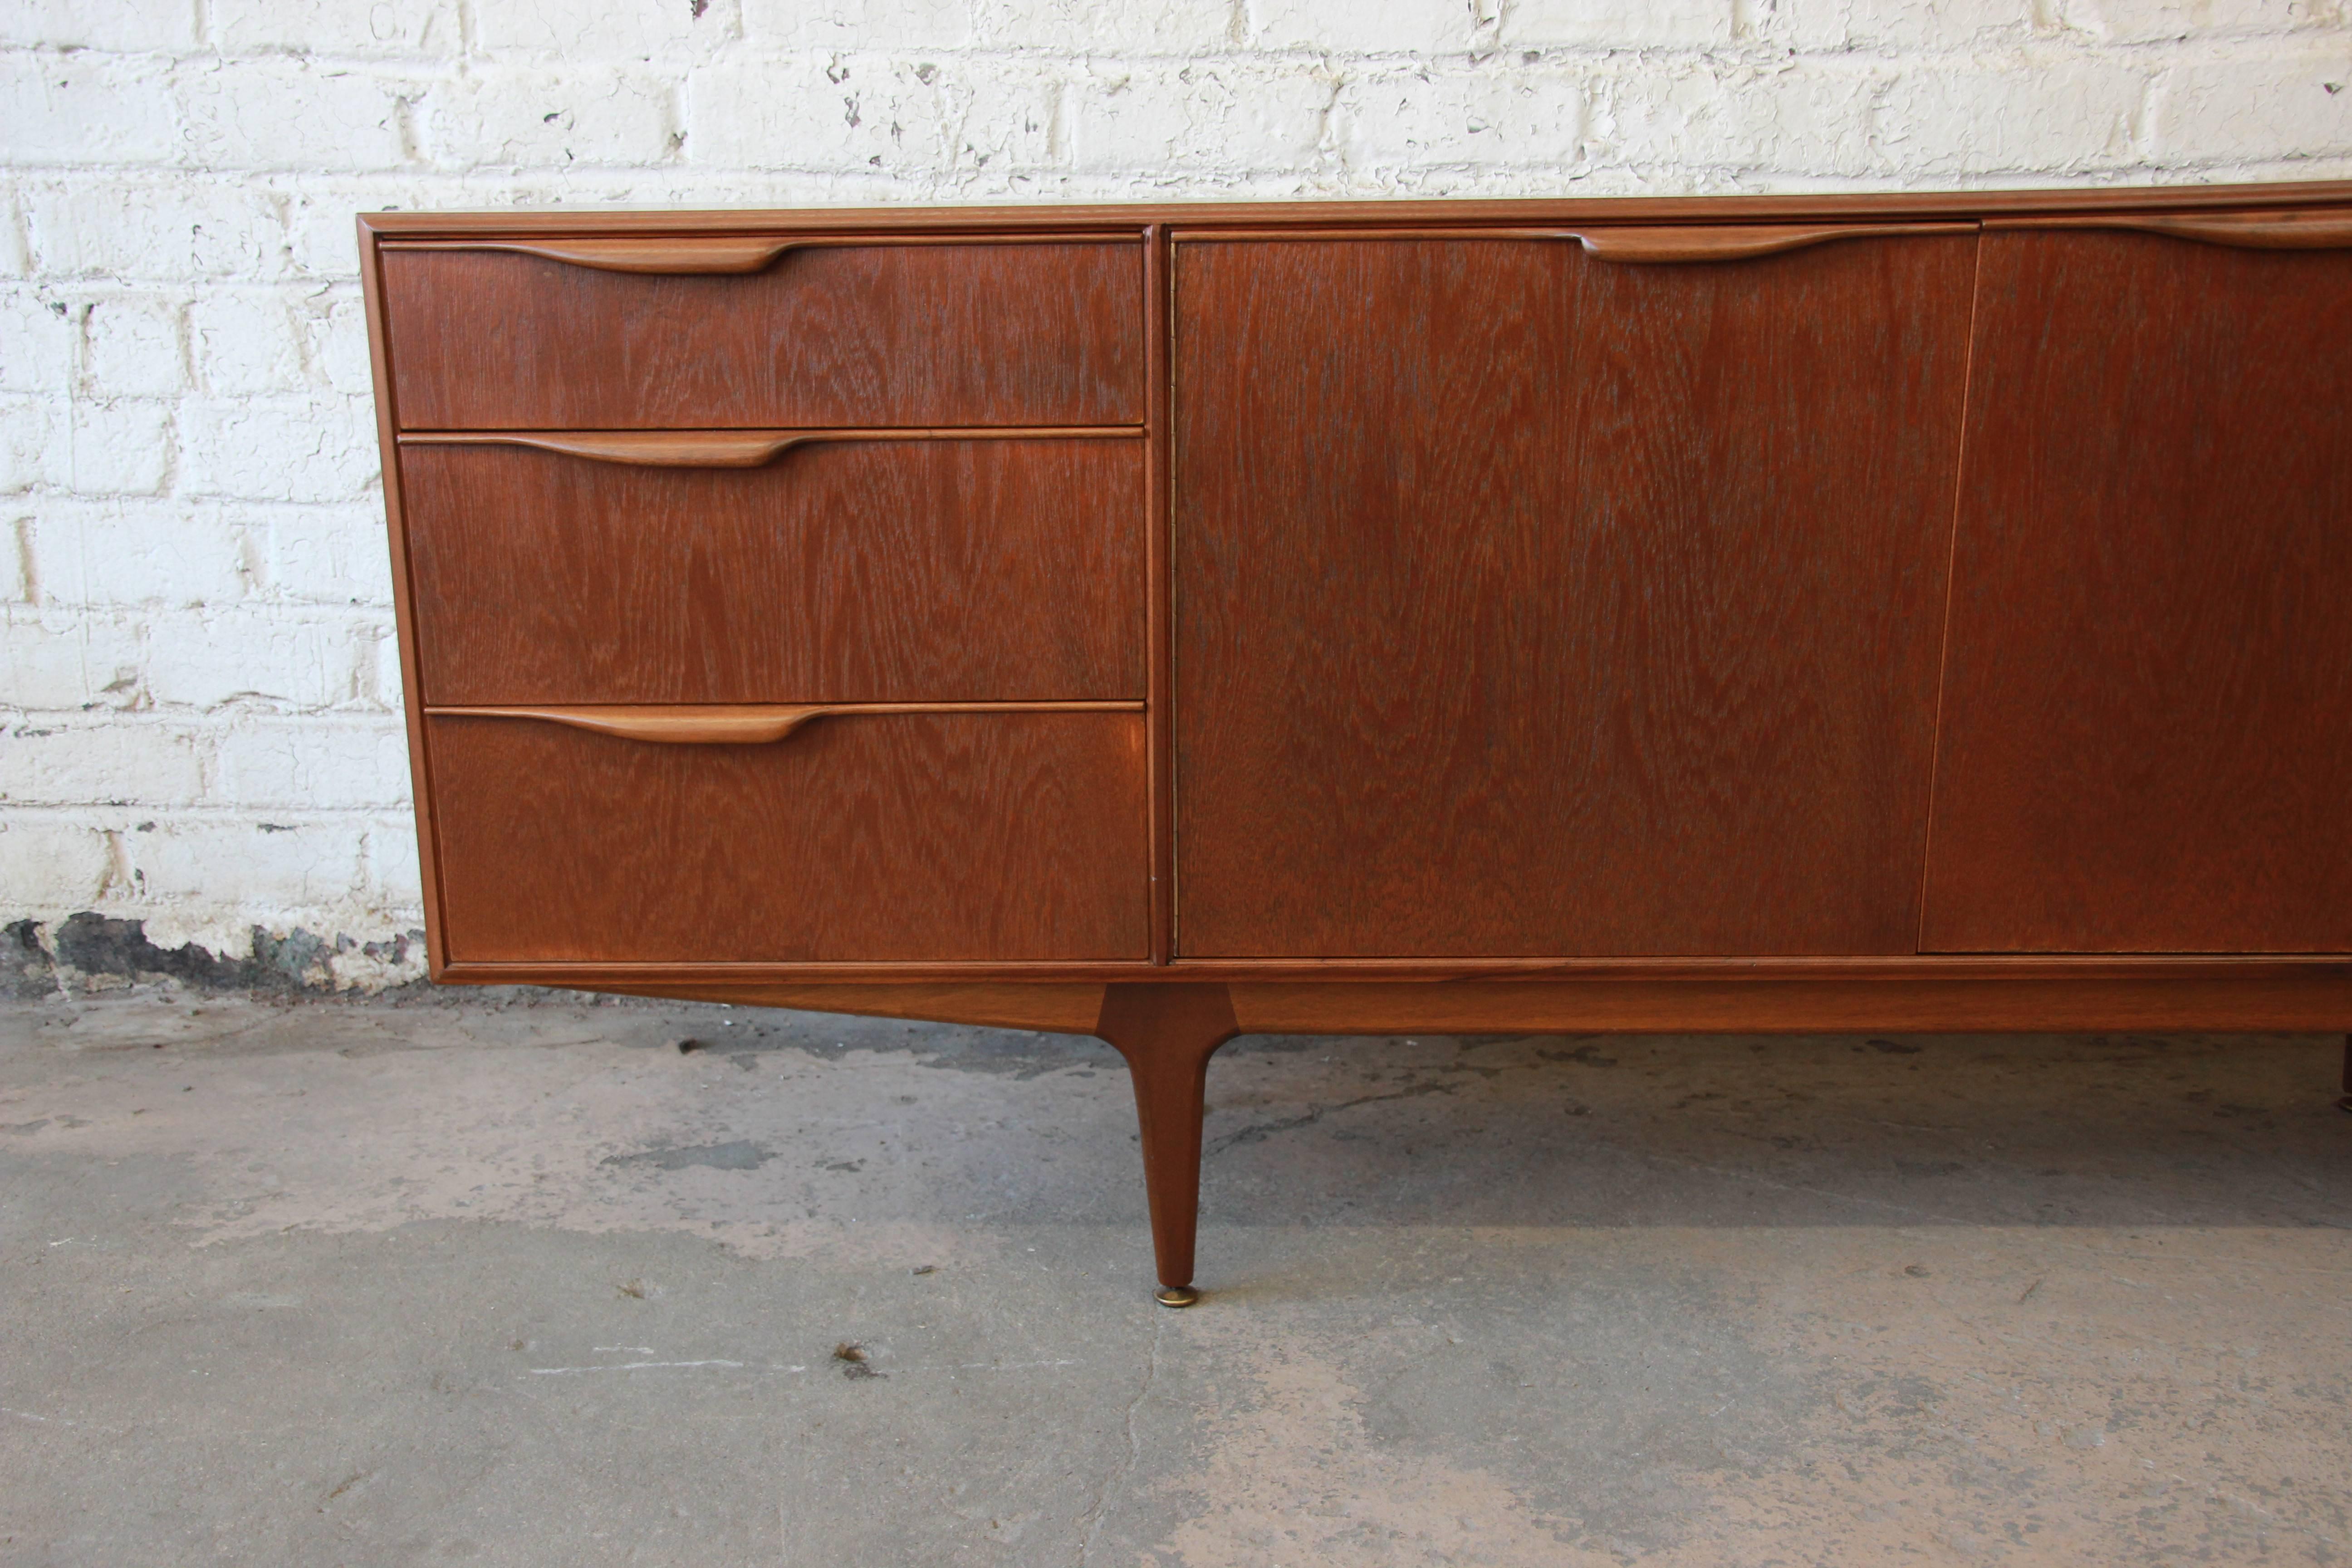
[1174,232,1977,957]
[1922,223,2352,952]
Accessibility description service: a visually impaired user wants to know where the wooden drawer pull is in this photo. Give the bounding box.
[387,233,1146,276]
[429,701,1144,745]
[412,236,801,274]
[403,431,810,466]
[398,428,1142,467]
[1988,211,2352,250]
[1567,221,1978,263]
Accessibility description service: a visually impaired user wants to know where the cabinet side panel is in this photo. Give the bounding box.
[1923,228,2352,952]
[1174,235,1975,957]
[358,220,451,974]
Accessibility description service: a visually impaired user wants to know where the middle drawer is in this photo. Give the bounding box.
[400,431,1145,706]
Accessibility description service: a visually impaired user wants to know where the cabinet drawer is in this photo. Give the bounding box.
[427,709,1148,964]
[381,238,1145,430]
[401,432,1145,706]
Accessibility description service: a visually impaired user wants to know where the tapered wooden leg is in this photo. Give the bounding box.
[1093,983,1239,1306]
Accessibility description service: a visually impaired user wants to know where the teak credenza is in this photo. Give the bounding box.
[361,185,2352,1306]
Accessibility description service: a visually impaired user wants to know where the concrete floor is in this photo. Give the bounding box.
[2,994,2348,1567]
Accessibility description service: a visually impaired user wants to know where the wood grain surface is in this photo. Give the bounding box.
[402,436,1144,705]
[1092,984,1240,1290]
[1923,228,2352,952]
[1174,233,1978,957]
[382,241,1144,429]
[584,982,1114,1033]
[1220,975,2352,1034]
[432,954,2352,985]
[427,710,1148,963]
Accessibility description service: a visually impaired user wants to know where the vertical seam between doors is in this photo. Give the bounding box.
[1916,228,1988,954]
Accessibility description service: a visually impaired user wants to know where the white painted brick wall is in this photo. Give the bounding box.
[0,0,2347,982]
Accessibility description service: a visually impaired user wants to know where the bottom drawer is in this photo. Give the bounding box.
[426,710,1147,964]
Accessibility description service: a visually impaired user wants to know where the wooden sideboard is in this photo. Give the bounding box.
[361,185,2352,1305]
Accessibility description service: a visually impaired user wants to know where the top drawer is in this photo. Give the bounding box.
[379,236,1146,430]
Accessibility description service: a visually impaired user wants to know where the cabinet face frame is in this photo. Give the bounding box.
[359,182,2352,1013]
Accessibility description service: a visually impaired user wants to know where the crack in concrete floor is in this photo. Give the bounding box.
[2,991,2349,1565]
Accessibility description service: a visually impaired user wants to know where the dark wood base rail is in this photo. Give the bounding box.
[363,180,2352,1303]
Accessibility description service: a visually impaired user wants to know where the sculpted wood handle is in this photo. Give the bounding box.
[397,428,1145,468]
[1171,223,1979,256]
[422,236,802,274]
[1567,221,1979,262]
[388,232,1142,274]
[1990,210,2352,250]
[401,431,810,466]
[428,702,1146,744]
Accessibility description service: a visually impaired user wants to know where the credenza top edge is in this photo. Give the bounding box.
[356,179,2352,238]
